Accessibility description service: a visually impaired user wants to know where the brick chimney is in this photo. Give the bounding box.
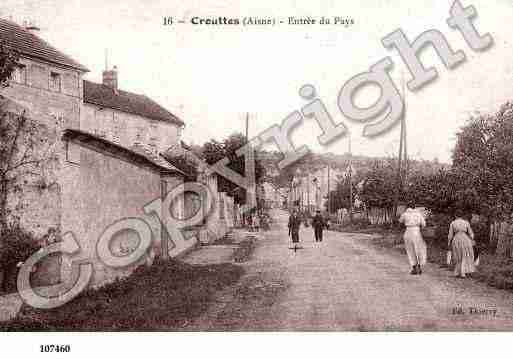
[102,66,118,91]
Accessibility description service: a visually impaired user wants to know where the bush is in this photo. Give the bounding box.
[0,224,40,293]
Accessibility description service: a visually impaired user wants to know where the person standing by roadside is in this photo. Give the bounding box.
[312,210,326,242]
[253,214,260,232]
[288,209,302,244]
[246,214,253,231]
[448,210,475,278]
[399,204,427,275]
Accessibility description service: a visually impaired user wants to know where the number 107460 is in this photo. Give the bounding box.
[40,345,71,353]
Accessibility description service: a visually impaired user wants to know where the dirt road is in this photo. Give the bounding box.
[187,209,513,331]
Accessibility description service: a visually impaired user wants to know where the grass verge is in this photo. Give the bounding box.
[0,259,243,331]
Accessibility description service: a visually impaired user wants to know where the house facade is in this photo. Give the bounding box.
[0,18,196,286]
[80,69,184,154]
[0,18,88,237]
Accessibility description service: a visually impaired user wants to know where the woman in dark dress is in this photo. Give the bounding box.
[288,209,302,243]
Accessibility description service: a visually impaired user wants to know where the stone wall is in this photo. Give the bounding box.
[59,138,187,287]
[3,58,82,131]
[160,175,200,259]
[4,115,62,238]
[61,141,159,286]
[0,55,193,289]
[1,57,83,238]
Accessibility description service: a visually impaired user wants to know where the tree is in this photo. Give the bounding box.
[359,162,400,211]
[404,169,476,215]
[325,178,357,213]
[0,43,21,229]
[0,43,57,229]
[452,104,513,220]
[200,133,264,206]
[0,42,20,88]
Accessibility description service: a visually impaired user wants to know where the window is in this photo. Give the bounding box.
[111,113,123,145]
[31,65,47,89]
[134,127,145,144]
[10,66,26,84]
[50,111,65,129]
[149,122,159,145]
[49,72,61,92]
[97,129,107,139]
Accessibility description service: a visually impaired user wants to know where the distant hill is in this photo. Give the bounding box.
[258,150,448,188]
[177,141,447,189]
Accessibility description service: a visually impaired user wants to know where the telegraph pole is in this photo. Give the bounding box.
[245,112,249,140]
[244,112,253,224]
[307,173,310,215]
[348,133,353,224]
[403,78,409,186]
[393,112,404,220]
[393,73,407,220]
[327,165,331,214]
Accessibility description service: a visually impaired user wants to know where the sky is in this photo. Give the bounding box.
[1,0,513,164]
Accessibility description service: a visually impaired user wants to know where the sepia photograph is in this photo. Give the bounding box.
[0,0,513,357]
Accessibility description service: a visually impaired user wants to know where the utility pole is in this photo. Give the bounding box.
[307,173,310,215]
[289,179,293,211]
[299,178,303,212]
[348,133,353,224]
[327,165,331,214]
[245,112,249,141]
[393,115,404,220]
[244,112,253,224]
[393,73,407,220]
[403,78,409,187]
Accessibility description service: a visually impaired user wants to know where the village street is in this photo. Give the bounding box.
[186,209,513,331]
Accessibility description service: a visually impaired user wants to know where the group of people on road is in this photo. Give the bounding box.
[287,204,479,279]
[248,212,272,232]
[288,209,329,244]
[399,203,478,278]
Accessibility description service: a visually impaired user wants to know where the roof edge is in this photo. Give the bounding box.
[62,129,184,176]
[83,80,185,127]
[19,51,90,72]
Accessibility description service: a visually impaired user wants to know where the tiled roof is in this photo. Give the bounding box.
[62,129,185,176]
[0,18,89,72]
[130,143,185,175]
[83,80,185,126]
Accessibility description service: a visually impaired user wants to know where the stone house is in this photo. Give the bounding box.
[0,18,199,286]
[81,69,184,154]
[0,18,88,238]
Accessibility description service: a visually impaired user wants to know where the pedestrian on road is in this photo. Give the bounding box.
[312,210,326,242]
[448,210,475,278]
[398,204,427,275]
[288,209,302,244]
[253,214,260,232]
[246,214,253,231]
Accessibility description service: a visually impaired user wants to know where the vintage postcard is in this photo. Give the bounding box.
[0,0,512,357]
